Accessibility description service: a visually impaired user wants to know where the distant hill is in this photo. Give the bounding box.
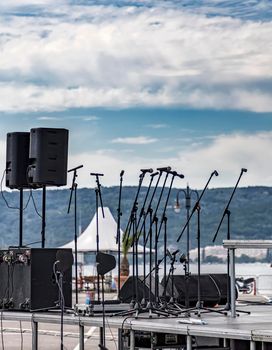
[0,186,271,252]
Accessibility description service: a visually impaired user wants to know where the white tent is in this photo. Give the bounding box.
[61,206,148,253]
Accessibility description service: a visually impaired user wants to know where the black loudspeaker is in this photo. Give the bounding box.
[162,274,230,307]
[0,248,72,311]
[209,273,230,305]
[6,132,30,189]
[28,128,69,187]
[96,252,116,275]
[119,276,165,303]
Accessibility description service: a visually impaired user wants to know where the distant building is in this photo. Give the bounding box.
[189,245,269,262]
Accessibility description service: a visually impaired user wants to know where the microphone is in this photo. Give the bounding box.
[166,249,172,259]
[177,173,184,179]
[170,171,177,176]
[140,168,153,173]
[68,165,83,173]
[242,168,247,173]
[120,170,125,177]
[157,166,171,172]
[213,170,219,176]
[90,172,104,177]
[179,253,187,263]
[172,249,180,256]
[150,171,159,177]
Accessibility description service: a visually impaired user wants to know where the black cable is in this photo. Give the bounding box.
[0,170,31,211]
[120,316,133,338]
[29,190,42,218]
[105,316,117,350]
[53,262,68,350]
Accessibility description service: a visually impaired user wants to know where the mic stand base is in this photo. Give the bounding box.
[217,302,250,316]
[166,298,186,314]
[178,302,228,318]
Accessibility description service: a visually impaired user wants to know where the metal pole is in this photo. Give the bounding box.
[19,188,23,246]
[118,329,123,350]
[32,320,38,350]
[250,340,256,350]
[130,330,135,350]
[41,185,46,248]
[79,324,84,350]
[230,248,236,318]
[74,183,78,304]
[186,335,192,350]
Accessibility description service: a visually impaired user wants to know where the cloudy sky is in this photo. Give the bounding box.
[0,0,271,189]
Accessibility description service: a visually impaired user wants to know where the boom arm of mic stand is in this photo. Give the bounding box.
[135,175,155,232]
[123,172,145,247]
[116,171,124,244]
[177,171,218,242]
[156,173,177,240]
[212,168,247,243]
[142,257,165,283]
[93,174,105,218]
[67,170,77,214]
[144,171,170,246]
[138,172,162,236]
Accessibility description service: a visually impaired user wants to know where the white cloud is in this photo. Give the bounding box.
[83,116,99,121]
[37,116,61,120]
[171,131,272,188]
[66,131,272,188]
[0,131,271,189]
[146,124,168,129]
[111,136,158,144]
[0,4,271,112]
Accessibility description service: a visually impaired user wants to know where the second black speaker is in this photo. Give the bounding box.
[6,132,30,189]
[28,128,69,187]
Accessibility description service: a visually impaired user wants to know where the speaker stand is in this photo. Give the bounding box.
[41,185,46,248]
[19,188,23,246]
[212,168,250,317]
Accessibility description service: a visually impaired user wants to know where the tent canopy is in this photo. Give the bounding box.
[61,207,149,253]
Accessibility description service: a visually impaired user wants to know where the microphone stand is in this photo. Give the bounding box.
[162,251,184,312]
[114,171,147,317]
[115,170,171,318]
[177,171,225,317]
[136,172,159,232]
[155,171,182,309]
[67,164,83,305]
[90,172,105,347]
[212,168,249,315]
[90,172,105,304]
[129,172,146,309]
[135,172,159,306]
[116,170,124,298]
[138,168,169,238]
[141,169,174,317]
[148,170,171,303]
[144,168,171,246]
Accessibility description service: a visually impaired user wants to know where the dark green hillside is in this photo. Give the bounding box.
[0,186,271,251]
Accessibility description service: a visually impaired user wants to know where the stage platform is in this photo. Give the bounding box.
[1,301,272,349]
